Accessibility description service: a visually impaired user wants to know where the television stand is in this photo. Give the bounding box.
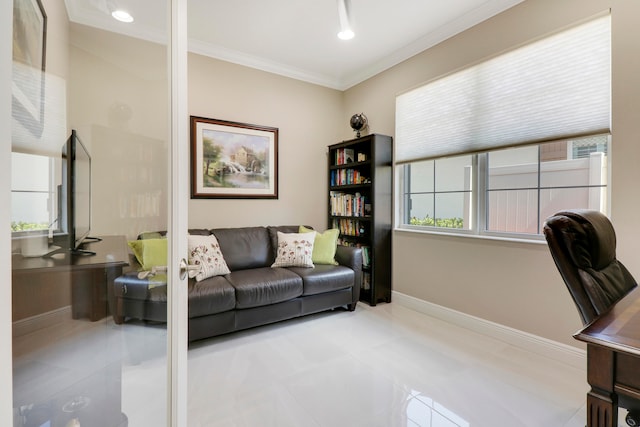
[43,246,96,257]
[43,236,104,257]
[70,247,97,256]
[12,236,129,322]
[83,236,103,243]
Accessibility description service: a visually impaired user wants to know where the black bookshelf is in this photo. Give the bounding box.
[328,134,392,305]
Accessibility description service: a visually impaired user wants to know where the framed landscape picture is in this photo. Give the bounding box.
[12,0,47,137]
[190,116,279,199]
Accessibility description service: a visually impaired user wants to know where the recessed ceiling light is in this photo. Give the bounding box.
[338,29,354,41]
[112,10,134,23]
[337,0,354,41]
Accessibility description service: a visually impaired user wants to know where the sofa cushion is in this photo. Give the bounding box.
[188,276,236,318]
[115,271,236,317]
[212,226,271,271]
[287,265,354,296]
[227,267,303,309]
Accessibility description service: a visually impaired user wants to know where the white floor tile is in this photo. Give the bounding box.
[14,301,627,426]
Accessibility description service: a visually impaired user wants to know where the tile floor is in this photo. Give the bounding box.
[186,302,608,427]
[13,302,629,426]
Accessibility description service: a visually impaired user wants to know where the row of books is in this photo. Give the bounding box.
[332,218,367,237]
[330,169,369,186]
[334,148,368,165]
[329,191,368,217]
[337,240,371,268]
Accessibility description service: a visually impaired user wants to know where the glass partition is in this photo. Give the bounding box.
[11,0,171,425]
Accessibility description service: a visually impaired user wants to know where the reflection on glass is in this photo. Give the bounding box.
[12,0,169,425]
[11,152,56,231]
[404,389,470,427]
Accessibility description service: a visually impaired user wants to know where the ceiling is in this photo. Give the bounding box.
[64,0,524,90]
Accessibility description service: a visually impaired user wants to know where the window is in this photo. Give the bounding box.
[402,155,473,230]
[11,152,58,232]
[395,15,610,240]
[399,135,609,239]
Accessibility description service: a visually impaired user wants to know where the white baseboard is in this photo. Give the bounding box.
[12,306,72,337]
[392,291,586,370]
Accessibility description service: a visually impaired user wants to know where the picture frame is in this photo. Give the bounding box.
[190,116,279,199]
[12,0,47,137]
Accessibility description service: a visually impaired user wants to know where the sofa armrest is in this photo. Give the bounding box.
[122,253,142,274]
[335,245,362,309]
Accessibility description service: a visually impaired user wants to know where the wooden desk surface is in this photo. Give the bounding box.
[574,286,640,357]
[12,235,129,273]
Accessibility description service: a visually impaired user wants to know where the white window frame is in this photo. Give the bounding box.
[10,151,59,236]
[398,136,610,242]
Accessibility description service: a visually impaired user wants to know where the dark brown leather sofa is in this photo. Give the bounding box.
[112,225,362,342]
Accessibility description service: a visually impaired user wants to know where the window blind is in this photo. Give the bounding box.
[395,15,611,164]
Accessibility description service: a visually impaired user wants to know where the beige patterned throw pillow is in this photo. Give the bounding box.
[188,234,231,281]
[271,231,316,268]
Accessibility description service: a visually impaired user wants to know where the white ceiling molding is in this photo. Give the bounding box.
[64,0,525,91]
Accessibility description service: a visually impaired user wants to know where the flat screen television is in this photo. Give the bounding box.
[50,129,100,255]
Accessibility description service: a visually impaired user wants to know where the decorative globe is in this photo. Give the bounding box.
[350,113,368,137]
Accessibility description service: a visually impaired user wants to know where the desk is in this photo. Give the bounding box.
[574,286,640,427]
[12,235,129,322]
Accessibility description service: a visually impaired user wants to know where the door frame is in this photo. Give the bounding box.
[1,0,14,421]
[168,0,189,424]
[1,0,190,423]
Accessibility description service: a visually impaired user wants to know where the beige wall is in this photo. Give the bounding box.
[68,25,168,239]
[69,27,344,237]
[343,0,640,347]
[187,54,343,230]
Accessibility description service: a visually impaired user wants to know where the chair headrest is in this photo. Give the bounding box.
[544,209,616,271]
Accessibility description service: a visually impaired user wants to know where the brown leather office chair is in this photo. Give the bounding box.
[543,209,640,426]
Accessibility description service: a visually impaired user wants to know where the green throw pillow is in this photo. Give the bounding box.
[138,231,164,240]
[128,238,167,270]
[299,225,339,265]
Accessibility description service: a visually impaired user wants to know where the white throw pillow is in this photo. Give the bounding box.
[188,234,230,281]
[271,231,316,268]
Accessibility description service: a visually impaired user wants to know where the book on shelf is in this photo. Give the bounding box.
[362,272,371,290]
[361,245,370,267]
[335,148,356,165]
[344,148,354,164]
